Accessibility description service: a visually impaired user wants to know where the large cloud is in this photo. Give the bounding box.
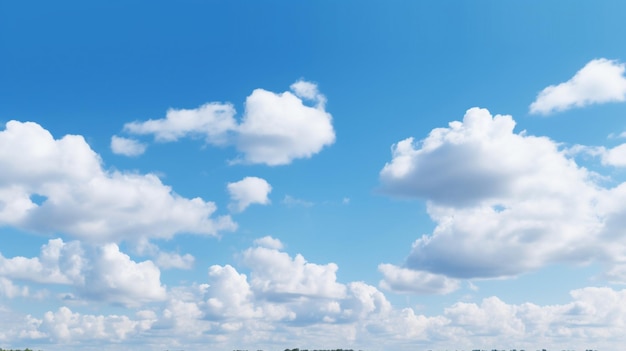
[0,120,235,243]
[530,58,626,115]
[379,107,626,282]
[118,80,335,166]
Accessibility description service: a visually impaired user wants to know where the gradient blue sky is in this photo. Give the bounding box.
[2,1,626,350]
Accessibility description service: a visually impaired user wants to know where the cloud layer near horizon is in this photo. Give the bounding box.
[2,237,626,351]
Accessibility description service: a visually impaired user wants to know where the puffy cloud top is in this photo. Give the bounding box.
[530,58,626,114]
[379,107,626,281]
[0,120,236,243]
[117,80,335,166]
[227,177,272,213]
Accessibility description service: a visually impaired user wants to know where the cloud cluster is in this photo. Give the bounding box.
[5,238,626,351]
[530,58,626,114]
[114,80,335,166]
[379,107,626,289]
[0,120,235,244]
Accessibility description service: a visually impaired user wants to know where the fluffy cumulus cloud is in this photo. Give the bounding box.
[24,306,156,343]
[0,238,84,285]
[0,120,235,243]
[7,260,626,350]
[0,238,167,307]
[227,176,272,213]
[81,243,167,306]
[530,58,626,114]
[235,80,335,165]
[379,107,626,283]
[110,135,147,156]
[117,80,335,165]
[241,239,347,300]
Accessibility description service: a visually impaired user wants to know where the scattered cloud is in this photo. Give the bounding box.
[117,81,335,165]
[378,263,460,295]
[234,81,334,165]
[0,120,236,244]
[110,135,147,156]
[227,176,272,213]
[530,58,626,114]
[156,251,195,270]
[379,107,626,280]
[124,103,237,144]
[282,195,314,208]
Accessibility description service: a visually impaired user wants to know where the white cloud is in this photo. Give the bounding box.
[379,107,626,280]
[0,238,84,285]
[204,264,260,320]
[241,245,347,300]
[530,58,626,114]
[118,81,335,166]
[0,277,29,298]
[12,284,626,351]
[156,252,195,270]
[290,80,327,107]
[282,195,313,208]
[227,176,272,213]
[236,82,335,165]
[600,143,626,167]
[110,135,147,156]
[33,306,156,342]
[0,120,236,244]
[81,243,167,306]
[123,103,237,144]
[378,263,460,295]
[253,236,284,250]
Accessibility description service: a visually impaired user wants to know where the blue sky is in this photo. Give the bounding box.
[3,1,626,350]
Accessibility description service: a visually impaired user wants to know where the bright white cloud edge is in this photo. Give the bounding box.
[0,120,236,244]
[119,80,336,165]
[529,58,626,115]
[227,176,272,213]
[1,237,626,351]
[380,107,626,284]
